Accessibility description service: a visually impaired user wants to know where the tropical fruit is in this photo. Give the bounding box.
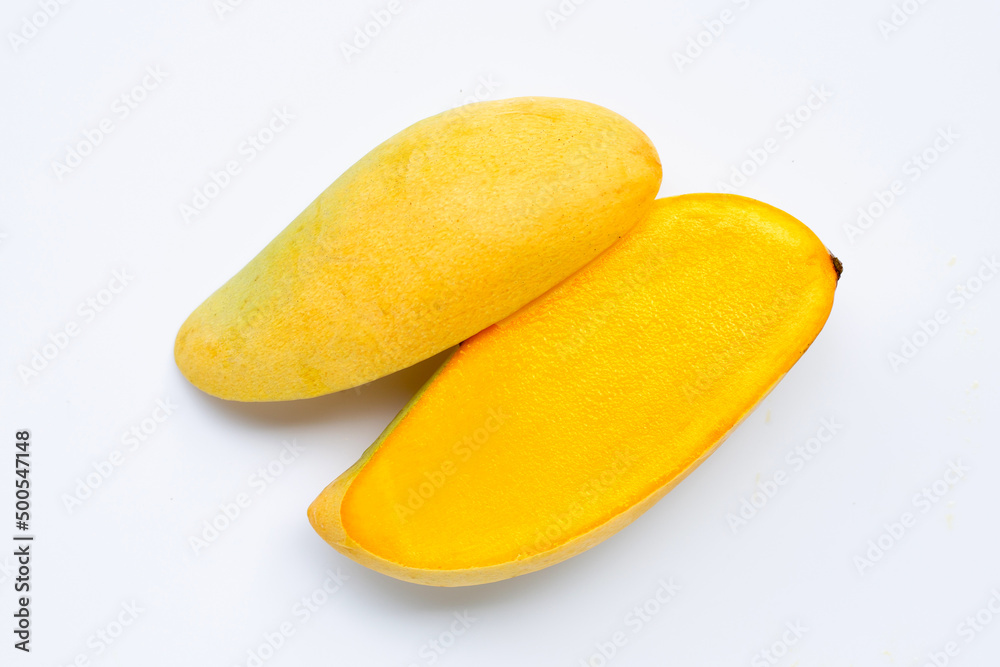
[308,194,841,586]
[174,97,662,401]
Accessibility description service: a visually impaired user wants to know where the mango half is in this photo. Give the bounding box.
[174,97,661,401]
[308,194,841,586]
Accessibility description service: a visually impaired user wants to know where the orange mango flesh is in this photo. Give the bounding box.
[309,194,840,586]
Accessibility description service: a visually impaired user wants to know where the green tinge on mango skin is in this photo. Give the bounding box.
[174,97,662,401]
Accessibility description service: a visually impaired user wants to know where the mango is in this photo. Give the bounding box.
[308,194,841,586]
[174,97,661,401]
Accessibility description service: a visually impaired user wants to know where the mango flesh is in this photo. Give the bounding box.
[308,194,841,586]
[174,97,661,401]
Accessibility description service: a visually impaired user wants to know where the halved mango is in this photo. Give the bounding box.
[174,97,661,401]
[308,194,841,586]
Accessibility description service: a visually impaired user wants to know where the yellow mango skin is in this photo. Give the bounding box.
[308,194,841,586]
[174,97,661,401]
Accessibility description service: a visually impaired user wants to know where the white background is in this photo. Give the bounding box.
[2,0,999,665]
